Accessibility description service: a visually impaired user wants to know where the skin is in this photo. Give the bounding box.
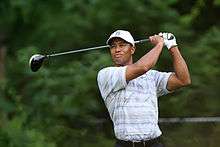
[109,35,191,91]
[109,38,135,66]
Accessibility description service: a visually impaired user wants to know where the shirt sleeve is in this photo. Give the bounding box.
[153,70,173,97]
[97,66,127,100]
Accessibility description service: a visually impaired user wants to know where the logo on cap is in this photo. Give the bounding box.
[115,31,121,36]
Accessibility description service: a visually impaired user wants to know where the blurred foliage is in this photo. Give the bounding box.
[0,0,220,146]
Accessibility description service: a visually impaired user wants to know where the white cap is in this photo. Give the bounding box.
[106,30,135,46]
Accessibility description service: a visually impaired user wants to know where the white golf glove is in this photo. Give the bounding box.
[159,32,177,49]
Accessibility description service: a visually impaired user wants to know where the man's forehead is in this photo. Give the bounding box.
[111,38,127,44]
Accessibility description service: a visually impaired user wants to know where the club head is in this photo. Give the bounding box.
[29,54,47,72]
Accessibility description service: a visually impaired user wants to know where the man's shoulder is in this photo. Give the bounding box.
[97,66,115,76]
[98,66,114,72]
[97,66,127,84]
[97,66,117,79]
[147,69,158,73]
[144,69,159,77]
[98,66,127,74]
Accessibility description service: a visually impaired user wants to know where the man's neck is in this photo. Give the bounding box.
[114,59,133,67]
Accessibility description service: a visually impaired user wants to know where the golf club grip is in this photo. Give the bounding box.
[47,38,149,57]
[134,38,149,44]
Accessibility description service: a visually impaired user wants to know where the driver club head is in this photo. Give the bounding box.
[29,54,47,72]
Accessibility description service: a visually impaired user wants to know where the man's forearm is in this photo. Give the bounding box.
[126,43,163,81]
[135,42,163,71]
[169,47,191,85]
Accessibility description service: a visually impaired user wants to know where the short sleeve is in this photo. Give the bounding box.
[153,70,173,97]
[97,66,127,100]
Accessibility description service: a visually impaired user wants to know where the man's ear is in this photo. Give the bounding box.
[131,46,136,55]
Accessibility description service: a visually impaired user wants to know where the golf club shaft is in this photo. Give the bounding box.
[47,45,109,57]
[47,38,149,57]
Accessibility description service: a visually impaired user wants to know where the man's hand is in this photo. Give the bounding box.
[149,35,164,46]
[159,32,177,49]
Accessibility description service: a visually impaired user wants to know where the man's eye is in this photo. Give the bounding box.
[110,45,116,48]
[119,44,126,47]
[110,44,128,49]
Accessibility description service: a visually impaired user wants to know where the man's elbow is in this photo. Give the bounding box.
[181,78,191,86]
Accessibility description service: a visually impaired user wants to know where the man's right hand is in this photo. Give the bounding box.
[149,35,164,46]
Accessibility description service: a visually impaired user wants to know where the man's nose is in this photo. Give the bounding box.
[115,45,121,52]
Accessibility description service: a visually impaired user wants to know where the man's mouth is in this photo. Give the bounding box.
[114,54,122,58]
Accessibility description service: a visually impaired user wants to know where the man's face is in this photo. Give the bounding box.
[109,38,135,66]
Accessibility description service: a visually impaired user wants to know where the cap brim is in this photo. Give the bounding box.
[106,37,132,45]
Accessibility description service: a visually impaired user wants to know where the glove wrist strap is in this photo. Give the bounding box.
[169,45,178,49]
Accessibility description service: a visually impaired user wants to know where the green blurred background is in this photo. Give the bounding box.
[0,0,220,146]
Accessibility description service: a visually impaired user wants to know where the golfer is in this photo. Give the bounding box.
[97,30,191,147]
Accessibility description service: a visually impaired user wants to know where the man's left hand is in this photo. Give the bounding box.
[159,32,177,49]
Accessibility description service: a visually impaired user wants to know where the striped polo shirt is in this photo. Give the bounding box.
[97,66,172,141]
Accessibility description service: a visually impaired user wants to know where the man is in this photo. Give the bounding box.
[97,30,191,147]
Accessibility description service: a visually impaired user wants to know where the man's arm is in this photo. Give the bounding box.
[160,32,191,91]
[167,47,191,91]
[126,35,163,81]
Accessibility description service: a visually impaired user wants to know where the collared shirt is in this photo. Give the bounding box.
[97,66,172,141]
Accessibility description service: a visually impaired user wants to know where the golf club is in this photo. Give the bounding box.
[29,38,149,72]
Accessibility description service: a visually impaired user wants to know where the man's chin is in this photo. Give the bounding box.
[114,61,124,66]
